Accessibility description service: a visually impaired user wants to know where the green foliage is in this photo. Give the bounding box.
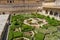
[11,16,17,23]
[8,30,14,40]
[36,14,45,19]
[9,13,60,40]
[10,24,16,31]
[14,21,19,25]
[45,16,60,26]
[44,34,59,40]
[22,24,34,32]
[35,33,44,40]
[39,28,49,34]
[48,26,57,33]
[41,24,50,29]
[13,32,23,38]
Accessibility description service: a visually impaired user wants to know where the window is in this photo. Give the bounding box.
[50,11,53,15]
[7,0,14,3]
[2,12,5,14]
[10,1,12,3]
[54,12,58,17]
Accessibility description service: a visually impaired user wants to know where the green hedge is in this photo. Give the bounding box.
[22,24,34,32]
[35,33,44,40]
[9,13,60,40]
[13,32,23,38]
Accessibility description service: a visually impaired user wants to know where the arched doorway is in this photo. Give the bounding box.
[45,10,48,14]
[2,12,5,14]
[54,12,58,17]
[37,9,42,12]
[7,0,14,3]
[50,11,53,15]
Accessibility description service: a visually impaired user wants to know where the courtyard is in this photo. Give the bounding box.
[8,13,60,40]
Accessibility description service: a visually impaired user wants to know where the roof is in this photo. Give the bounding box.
[44,0,55,2]
[43,2,60,9]
[43,6,60,9]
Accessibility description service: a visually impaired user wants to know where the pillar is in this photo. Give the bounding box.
[48,11,50,15]
[58,13,60,19]
[57,12,59,18]
[42,10,46,14]
[53,12,55,17]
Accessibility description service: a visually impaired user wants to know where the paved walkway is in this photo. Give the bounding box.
[0,14,10,40]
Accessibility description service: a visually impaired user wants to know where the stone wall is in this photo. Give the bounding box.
[0,0,42,13]
[0,0,42,4]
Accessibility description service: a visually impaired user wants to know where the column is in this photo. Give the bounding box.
[48,11,50,15]
[52,11,55,17]
[42,10,46,14]
[58,13,60,19]
[57,13,59,18]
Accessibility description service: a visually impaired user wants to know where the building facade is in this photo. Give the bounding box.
[42,0,60,20]
[0,0,43,13]
[0,0,55,13]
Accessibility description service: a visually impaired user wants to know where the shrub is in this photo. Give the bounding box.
[10,24,16,31]
[41,24,51,29]
[22,24,34,32]
[13,32,23,38]
[35,33,44,40]
[48,26,57,33]
[8,30,14,40]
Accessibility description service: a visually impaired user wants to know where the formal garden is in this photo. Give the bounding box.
[8,13,60,40]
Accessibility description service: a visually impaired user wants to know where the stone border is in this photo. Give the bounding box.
[24,18,48,28]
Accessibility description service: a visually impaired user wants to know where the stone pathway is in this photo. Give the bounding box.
[24,18,48,28]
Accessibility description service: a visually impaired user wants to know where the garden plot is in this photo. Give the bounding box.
[8,13,60,40]
[24,18,48,28]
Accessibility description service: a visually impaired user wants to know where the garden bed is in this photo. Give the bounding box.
[8,13,60,40]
